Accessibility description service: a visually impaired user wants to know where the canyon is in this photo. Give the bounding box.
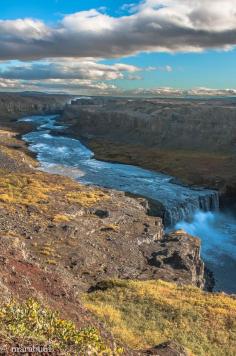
[62,97,236,205]
[0,93,235,354]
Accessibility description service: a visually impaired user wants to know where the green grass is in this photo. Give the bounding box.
[84,279,236,355]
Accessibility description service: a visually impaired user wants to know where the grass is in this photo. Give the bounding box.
[66,189,109,207]
[0,170,110,209]
[0,172,59,205]
[40,244,60,259]
[0,298,120,355]
[83,279,236,355]
[53,214,72,223]
[88,139,236,187]
[0,144,37,167]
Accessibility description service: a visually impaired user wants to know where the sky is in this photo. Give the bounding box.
[0,0,236,96]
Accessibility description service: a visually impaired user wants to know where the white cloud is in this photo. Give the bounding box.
[0,78,26,89]
[129,86,236,97]
[0,1,235,60]
[0,77,120,94]
[0,59,169,81]
[1,78,235,98]
[0,18,49,40]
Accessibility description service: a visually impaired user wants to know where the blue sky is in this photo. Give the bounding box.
[0,0,235,95]
[0,0,135,20]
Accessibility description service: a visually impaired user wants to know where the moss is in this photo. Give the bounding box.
[0,298,119,355]
[84,279,236,355]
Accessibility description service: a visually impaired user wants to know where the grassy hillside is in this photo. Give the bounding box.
[84,280,236,356]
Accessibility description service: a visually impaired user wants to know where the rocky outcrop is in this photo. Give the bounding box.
[144,341,188,356]
[141,229,209,289]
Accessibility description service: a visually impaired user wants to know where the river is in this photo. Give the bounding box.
[19,114,236,293]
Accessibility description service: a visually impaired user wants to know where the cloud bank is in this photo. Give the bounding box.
[0,60,141,81]
[0,0,236,61]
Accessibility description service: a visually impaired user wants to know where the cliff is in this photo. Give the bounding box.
[63,97,236,153]
[0,92,70,133]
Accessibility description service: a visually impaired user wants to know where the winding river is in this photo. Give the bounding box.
[19,114,236,293]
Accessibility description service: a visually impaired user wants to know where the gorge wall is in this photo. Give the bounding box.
[0,92,70,122]
[63,97,236,152]
[62,97,236,202]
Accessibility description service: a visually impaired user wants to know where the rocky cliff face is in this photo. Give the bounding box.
[63,98,236,153]
[0,92,70,121]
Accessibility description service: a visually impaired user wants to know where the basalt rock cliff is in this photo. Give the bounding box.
[0,92,70,122]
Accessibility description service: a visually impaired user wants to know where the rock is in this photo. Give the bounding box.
[142,230,209,289]
[94,209,110,218]
[144,340,188,355]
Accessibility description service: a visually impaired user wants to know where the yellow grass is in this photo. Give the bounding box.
[84,279,236,355]
[53,214,72,223]
[66,189,109,207]
[0,170,109,210]
[0,172,59,205]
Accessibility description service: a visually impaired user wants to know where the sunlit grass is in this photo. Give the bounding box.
[66,189,109,207]
[84,279,236,355]
[0,172,59,205]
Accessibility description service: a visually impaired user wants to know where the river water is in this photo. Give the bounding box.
[19,114,236,293]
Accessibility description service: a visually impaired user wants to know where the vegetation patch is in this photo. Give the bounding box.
[0,172,59,205]
[53,214,72,223]
[0,298,117,355]
[66,189,109,207]
[84,279,236,356]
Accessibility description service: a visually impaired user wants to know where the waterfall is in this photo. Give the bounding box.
[164,190,220,226]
